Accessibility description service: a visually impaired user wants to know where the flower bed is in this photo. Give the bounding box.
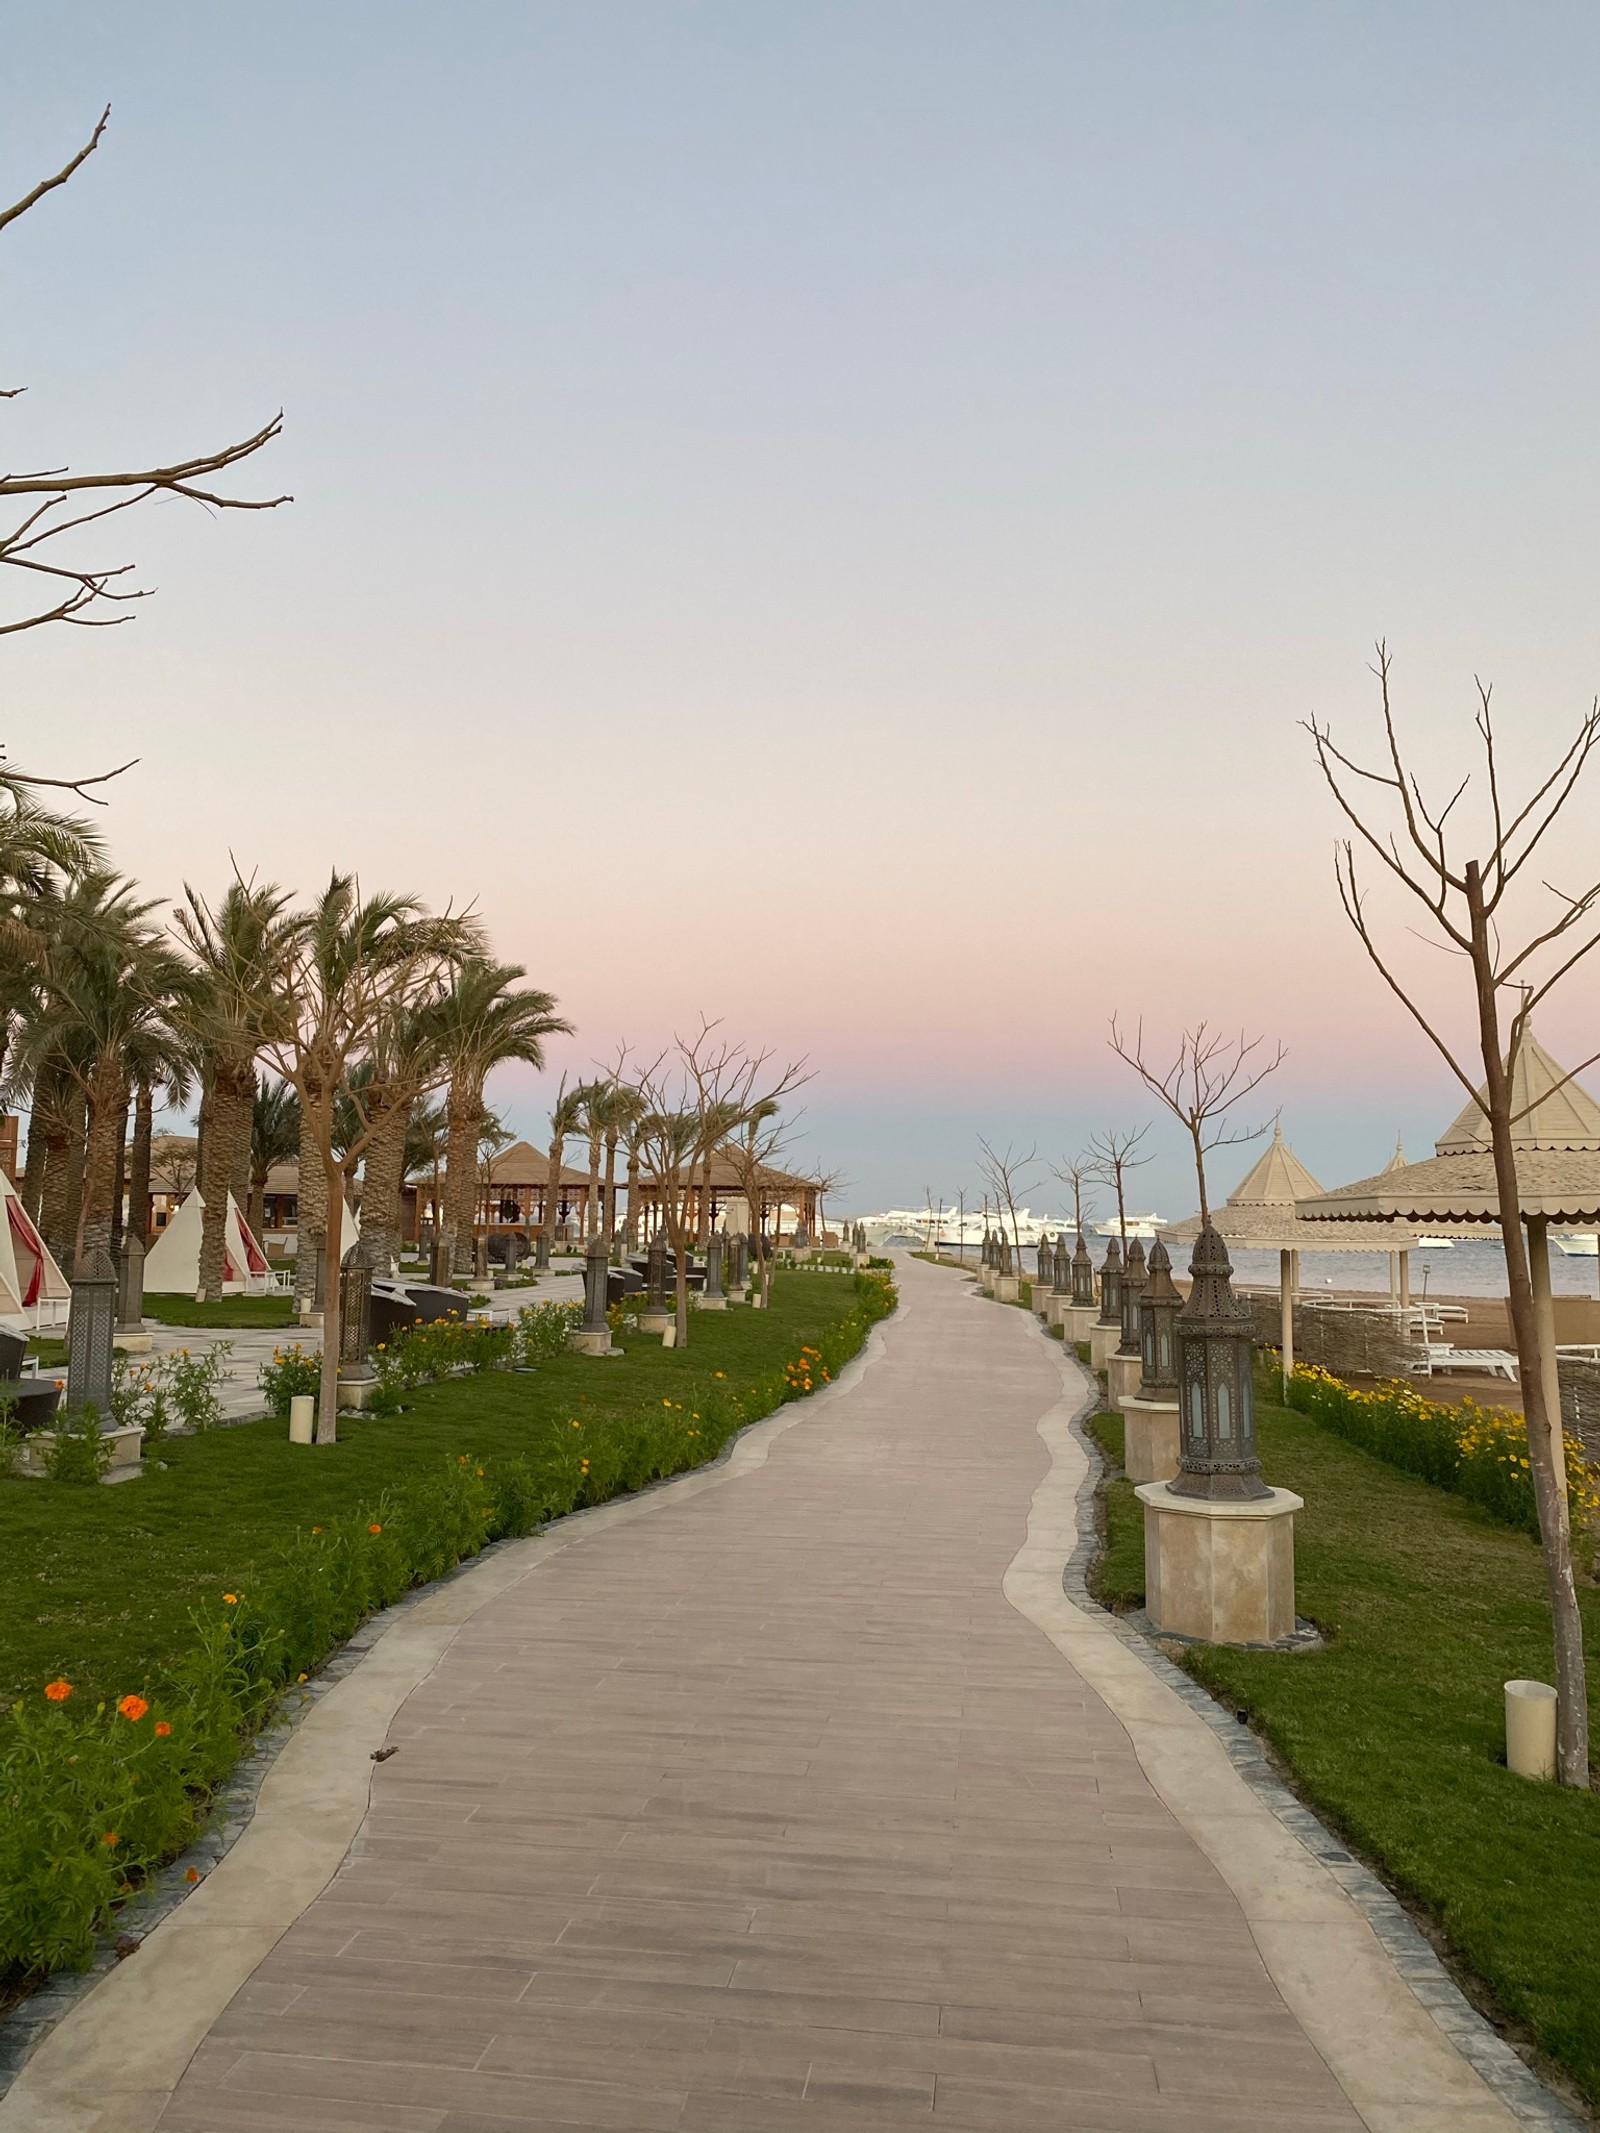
[1285,1362,1600,1539]
[0,1269,897,1985]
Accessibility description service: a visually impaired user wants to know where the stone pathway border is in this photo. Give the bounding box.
[0,1314,885,2133]
[1042,1327,1587,2133]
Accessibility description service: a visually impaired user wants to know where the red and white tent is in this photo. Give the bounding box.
[144,1189,274,1297]
[0,1168,70,1330]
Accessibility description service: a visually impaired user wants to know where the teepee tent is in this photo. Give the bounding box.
[144,1189,273,1297]
[0,1167,70,1331]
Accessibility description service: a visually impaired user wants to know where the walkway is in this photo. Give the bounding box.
[11,1256,1530,2131]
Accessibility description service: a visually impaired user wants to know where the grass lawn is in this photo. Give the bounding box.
[143,1293,298,1330]
[1086,1393,1600,2107]
[0,1274,867,1714]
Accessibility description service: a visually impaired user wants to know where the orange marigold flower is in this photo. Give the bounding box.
[117,1695,149,1723]
[368,1523,383,1535]
[155,1721,172,1737]
[44,1679,72,1702]
[102,1831,119,1848]
[184,1866,200,1882]
[223,1593,239,1605]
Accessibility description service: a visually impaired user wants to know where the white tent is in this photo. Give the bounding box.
[0,1168,70,1331]
[144,1189,273,1297]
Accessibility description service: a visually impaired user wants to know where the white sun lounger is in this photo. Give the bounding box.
[1413,1345,1519,1380]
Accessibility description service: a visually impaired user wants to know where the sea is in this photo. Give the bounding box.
[1205,1237,1600,1301]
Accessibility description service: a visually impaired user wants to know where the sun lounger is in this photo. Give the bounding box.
[1413,1344,1519,1380]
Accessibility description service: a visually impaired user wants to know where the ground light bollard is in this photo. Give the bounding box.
[702,1233,727,1310]
[288,1394,316,1444]
[1089,1236,1123,1372]
[1136,1224,1302,1645]
[66,1247,117,1418]
[1505,1679,1558,1780]
[1059,1233,1098,1348]
[1122,1237,1182,1483]
[639,1228,673,1336]
[568,1234,619,1356]
[1107,1238,1147,1408]
[302,1227,325,1327]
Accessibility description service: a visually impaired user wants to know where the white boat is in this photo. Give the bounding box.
[1415,1235,1456,1250]
[1555,1232,1599,1258]
[1092,1212,1167,1241]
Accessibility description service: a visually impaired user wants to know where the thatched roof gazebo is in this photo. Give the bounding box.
[1296,1031,1600,1423]
[1168,1125,1421,1379]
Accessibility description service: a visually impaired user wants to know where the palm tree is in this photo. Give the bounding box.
[247,1076,301,1243]
[171,880,298,1301]
[540,1073,586,1269]
[10,870,181,1270]
[427,960,570,1276]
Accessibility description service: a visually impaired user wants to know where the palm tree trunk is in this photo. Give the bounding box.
[293,1092,327,1311]
[538,1133,564,1267]
[60,1083,87,1262]
[587,1133,601,1244]
[603,1133,618,1251]
[247,1165,267,1244]
[198,1067,250,1301]
[230,1069,255,1215]
[624,1149,639,1250]
[109,1086,130,1259]
[360,1097,408,1274]
[127,1083,154,1249]
[20,1106,47,1221]
[442,1077,482,1276]
[75,1054,128,1271]
[315,1129,346,1446]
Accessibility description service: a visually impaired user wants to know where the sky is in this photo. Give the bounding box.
[7,2,1600,1220]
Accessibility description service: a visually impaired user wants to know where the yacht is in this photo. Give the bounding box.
[1555,1232,1599,1258]
[1092,1212,1167,1241]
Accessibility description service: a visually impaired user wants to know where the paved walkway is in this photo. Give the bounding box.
[11,1256,1531,2131]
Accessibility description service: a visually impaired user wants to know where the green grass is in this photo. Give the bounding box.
[143,1293,297,1329]
[1086,1392,1600,2105]
[0,1274,867,1713]
[24,1338,68,1371]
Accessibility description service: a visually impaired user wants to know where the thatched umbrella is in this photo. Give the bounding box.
[1295,1031,1600,1428]
[1167,1124,1420,1379]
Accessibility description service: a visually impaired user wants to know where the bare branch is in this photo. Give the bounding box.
[0,105,109,234]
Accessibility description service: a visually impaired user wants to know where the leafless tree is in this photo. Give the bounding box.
[1050,1154,1099,1243]
[1307,640,1599,1785]
[1085,1124,1151,1254]
[0,109,288,642]
[977,1138,1037,1275]
[1110,1019,1286,1228]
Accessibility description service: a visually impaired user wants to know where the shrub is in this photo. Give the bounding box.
[1285,1363,1600,1540]
[258,1344,321,1419]
[43,1408,113,1486]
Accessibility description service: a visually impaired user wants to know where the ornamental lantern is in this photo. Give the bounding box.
[1117,1238,1147,1356]
[66,1245,117,1417]
[1072,1234,1096,1306]
[1052,1232,1070,1292]
[998,1233,1013,1276]
[582,1233,611,1334]
[646,1227,670,1310]
[704,1233,725,1302]
[1169,1223,1269,1501]
[1036,1234,1053,1288]
[1138,1238,1181,1393]
[1097,1236,1122,1325]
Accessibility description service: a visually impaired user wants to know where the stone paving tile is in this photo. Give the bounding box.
[157,1260,1365,2132]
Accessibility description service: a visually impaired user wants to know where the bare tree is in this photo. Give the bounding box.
[1307,642,1600,1786]
[1085,1124,1151,1255]
[977,1138,1037,1276]
[1110,1019,1286,1228]
[1050,1154,1100,1243]
[0,109,288,640]
[722,1096,787,1309]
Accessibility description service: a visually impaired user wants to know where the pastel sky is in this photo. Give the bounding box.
[9,2,1600,1217]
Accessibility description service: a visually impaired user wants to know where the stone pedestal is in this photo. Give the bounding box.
[1121,1395,1180,1484]
[567,1327,618,1357]
[728,1282,749,1303]
[699,1293,727,1311]
[995,1274,1018,1302]
[112,1331,155,1354]
[17,1422,145,1480]
[1088,1320,1121,1371]
[853,1252,871,1269]
[1136,1483,1303,1645]
[1106,1350,1144,1408]
[299,1306,324,1329]
[1061,1303,1099,1344]
[638,1307,673,1336]
[337,1373,378,1410]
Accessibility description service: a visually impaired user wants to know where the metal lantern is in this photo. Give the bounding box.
[998,1234,1013,1276]
[705,1233,725,1300]
[1117,1238,1147,1356]
[1097,1236,1122,1325]
[582,1234,610,1333]
[1169,1223,1269,1501]
[1072,1234,1096,1307]
[116,1233,146,1333]
[66,1246,117,1417]
[1138,1238,1181,1394]
[1036,1234,1053,1288]
[646,1228,670,1309]
[1052,1232,1069,1292]
[732,1232,749,1287]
